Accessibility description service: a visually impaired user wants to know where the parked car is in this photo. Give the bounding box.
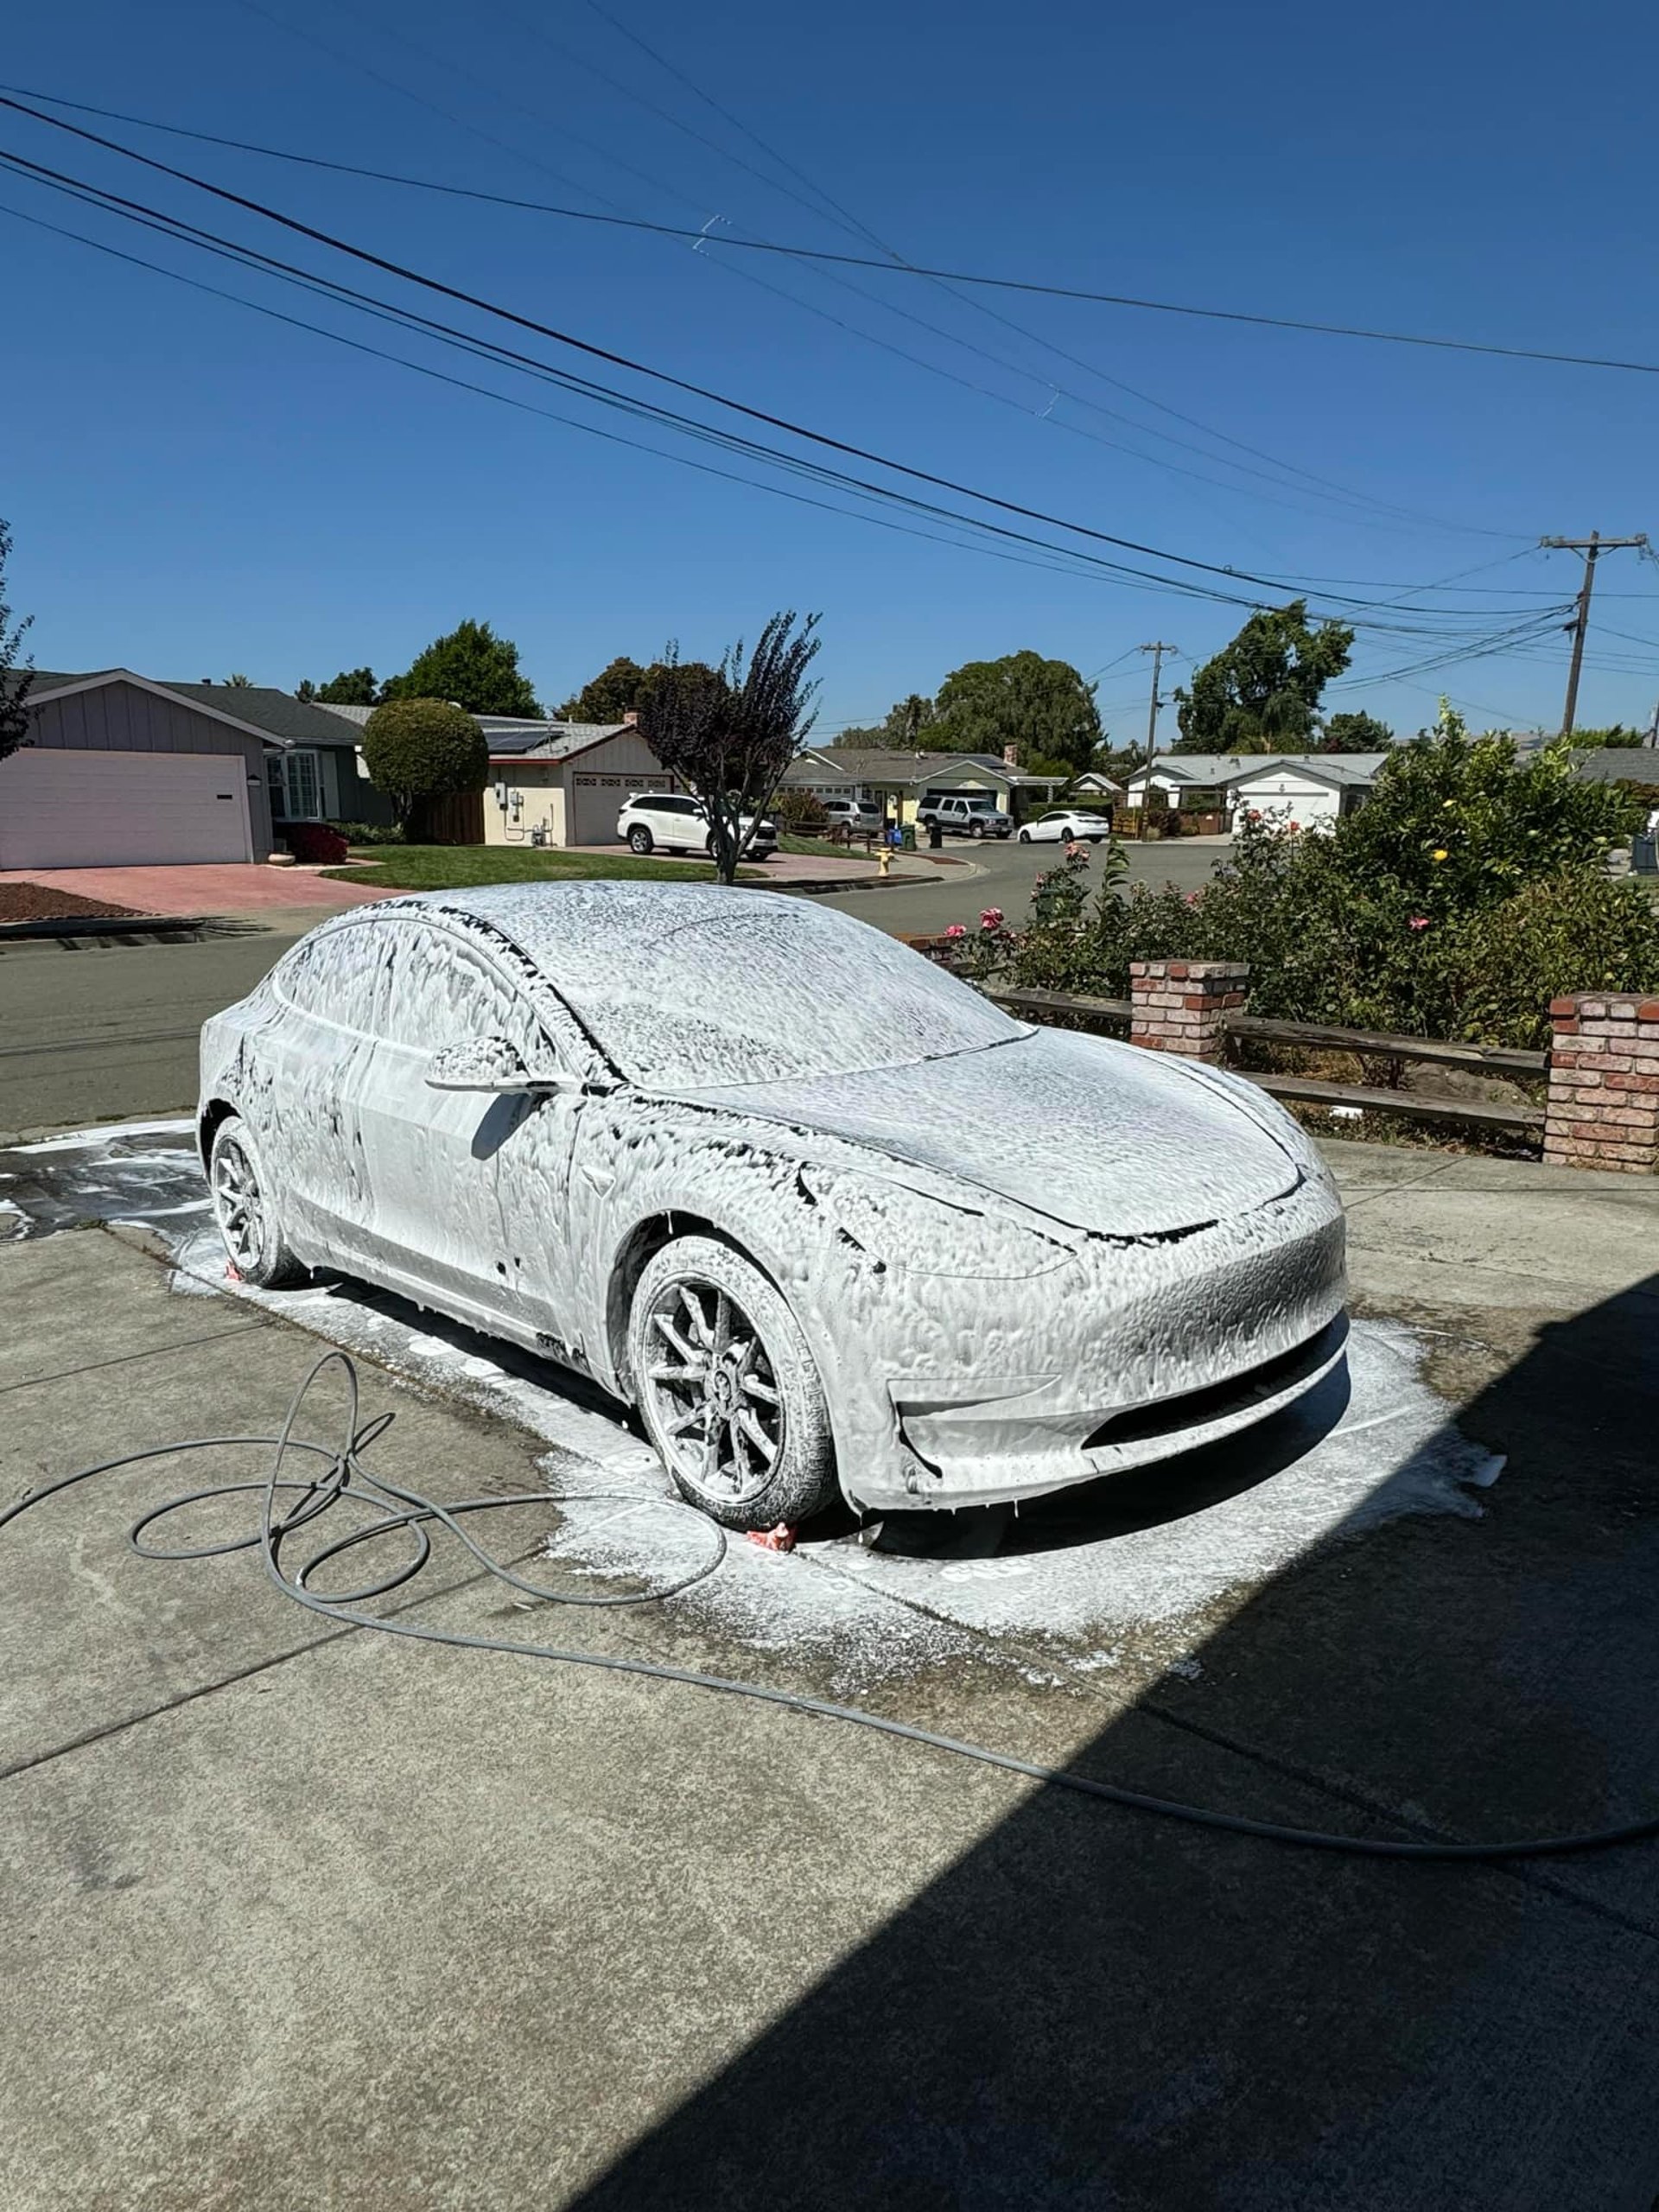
[1017,808,1114,844]
[916,792,1014,840]
[818,796,884,838]
[617,791,777,858]
[199,884,1347,1532]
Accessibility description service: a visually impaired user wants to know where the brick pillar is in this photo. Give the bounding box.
[1129,960,1249,1064]
[1545,995,1659,1173]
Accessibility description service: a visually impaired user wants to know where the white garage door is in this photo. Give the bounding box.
[0,748,255,868]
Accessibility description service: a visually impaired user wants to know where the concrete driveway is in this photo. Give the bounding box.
[3,1132,1659,2208]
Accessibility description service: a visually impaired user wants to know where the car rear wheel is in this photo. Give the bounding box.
[627,825,653,854]
[629,1236,837,1529]
[208,1116,306,1288]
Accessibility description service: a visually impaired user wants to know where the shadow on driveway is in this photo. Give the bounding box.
[570,1274,1659,2211]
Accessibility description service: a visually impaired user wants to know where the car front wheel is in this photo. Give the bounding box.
[627,825,653,854]
[208,1116,306,1287]
[1017,828,1032,842]
[629,1236,837,1529]
[969,820,986,840]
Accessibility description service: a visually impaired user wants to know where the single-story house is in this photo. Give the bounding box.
[780,747,1075,824]
[0,670,399,869]
[1122,753,1389,830]
[481,712,673,848]
[1568,745,1659,788]
[1071,769,1127,804]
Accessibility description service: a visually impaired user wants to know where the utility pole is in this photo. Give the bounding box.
[1539,533,1649,738]
[1137,642,1178,838]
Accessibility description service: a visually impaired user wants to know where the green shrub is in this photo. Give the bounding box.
[771,788,829,833]
[329,819,406,846]
[969,717,1655,1045]
[361,698,486,829]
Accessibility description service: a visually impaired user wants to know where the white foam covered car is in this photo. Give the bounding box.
[199,885,1346,1529]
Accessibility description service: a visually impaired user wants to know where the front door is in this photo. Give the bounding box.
[263,922,384,1262]
[353,918,591,1354]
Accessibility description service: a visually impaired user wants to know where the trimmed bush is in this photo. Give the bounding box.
[328,819,406,847]
[283,822,350,864]
[362,697,486,829]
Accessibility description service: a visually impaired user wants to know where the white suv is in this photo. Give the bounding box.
[916,792,1013,840]
[617,791,778,858]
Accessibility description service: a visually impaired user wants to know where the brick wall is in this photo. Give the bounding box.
[1545,995,1659,1173]
[1128,960,1249,1065]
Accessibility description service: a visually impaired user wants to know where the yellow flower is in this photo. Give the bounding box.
[1432,848,1448,861]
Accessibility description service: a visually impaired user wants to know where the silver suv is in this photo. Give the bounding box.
[617,791,778,858]
[916,792,1013,840]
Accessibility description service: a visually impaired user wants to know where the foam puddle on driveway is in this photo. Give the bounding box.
[0,1119,1504,1691]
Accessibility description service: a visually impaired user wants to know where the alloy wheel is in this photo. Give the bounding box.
[212,1135,267,1274]
[641,1278,785,1506]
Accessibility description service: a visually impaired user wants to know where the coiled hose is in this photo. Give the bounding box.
[7,1350,1657,1864]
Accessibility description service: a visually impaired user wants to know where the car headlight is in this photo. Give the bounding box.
[799,1167,1074,1279]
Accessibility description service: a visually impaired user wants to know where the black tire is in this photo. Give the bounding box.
[629,1236,837,1529]
[969,820,986,840]
[207,1116,307,1288]
[627,824,653,855]
[1017,828,1032,843]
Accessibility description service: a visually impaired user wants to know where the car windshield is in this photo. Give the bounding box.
[551,899,1027,1090]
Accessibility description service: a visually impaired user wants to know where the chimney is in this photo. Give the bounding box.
[1002,743,1018,767]
[622,709,639,727]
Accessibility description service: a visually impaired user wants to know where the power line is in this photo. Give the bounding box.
[0,97,1550,631]
[0,79,1522,546]
[5,77,1650,379]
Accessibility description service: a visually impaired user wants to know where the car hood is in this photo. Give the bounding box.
[674,1027,1301,1237]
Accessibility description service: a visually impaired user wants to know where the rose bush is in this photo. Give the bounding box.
[959,716,1658,1047]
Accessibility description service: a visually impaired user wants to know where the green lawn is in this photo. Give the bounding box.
[324,844,755,890]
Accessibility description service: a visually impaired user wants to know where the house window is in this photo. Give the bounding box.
[271,749,323,821]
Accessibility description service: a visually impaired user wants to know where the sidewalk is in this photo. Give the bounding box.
[3,1146,1657,2209]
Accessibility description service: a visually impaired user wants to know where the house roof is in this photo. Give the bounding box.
[26,668,305,750]
[1128,751,1388,789]
[486,721,633,764]
[1570,746,1659,782]
[157,680,379,748]
[783,747,1065,789]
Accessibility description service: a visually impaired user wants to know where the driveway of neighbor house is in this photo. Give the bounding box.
[0,861,391,917]
[3,1135,1658,2209]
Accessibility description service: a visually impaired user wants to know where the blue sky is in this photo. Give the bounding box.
[3,0,1656,738]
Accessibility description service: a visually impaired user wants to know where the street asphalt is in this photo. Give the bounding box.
[0,840,1227,1140]
[3,1141,1659,2207]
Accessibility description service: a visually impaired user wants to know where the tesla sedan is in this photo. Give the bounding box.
[199,884,1346,1529]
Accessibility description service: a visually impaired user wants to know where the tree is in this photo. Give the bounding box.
[932,651,1102,774]
[885,693,937,746]
[298,667,378,707]
[380,620,541,717]
[223,672,254,690]
[557,655,649,722]
[361,698,487,832]
[0,518,34,766]
[640,613,821,886]
[1316,709,1394,753]
[830,724,887,749]
[1173,601,1354,753]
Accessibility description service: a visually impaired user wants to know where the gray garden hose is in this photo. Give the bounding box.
[8,1349,1658,1864]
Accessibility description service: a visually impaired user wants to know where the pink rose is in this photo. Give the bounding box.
[1408,915,1430,931]
[944,922,967,938]
[980,907,1005,931]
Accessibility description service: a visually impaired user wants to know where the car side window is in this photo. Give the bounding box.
[372,923,563,1068]
[273,925,381,1033]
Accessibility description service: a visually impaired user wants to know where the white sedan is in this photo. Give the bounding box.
[1017,809,1115,843]
[198,885,1346,1530]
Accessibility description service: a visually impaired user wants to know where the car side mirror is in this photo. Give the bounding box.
[424,1036,580,1095]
